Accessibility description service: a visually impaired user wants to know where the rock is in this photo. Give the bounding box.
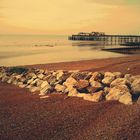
[91,90,104,102]
[82,94,94,101]
[103,87,110,95]
[56,71,64,80]
[82,91,103,102]
[7,77,15,84]
[40,95,49,99]
[102,76,115,85]
[90,72,104,82]
[20,77,26,82]
[0,72,4,79]
[46,75,57,86]
[110,78,131,87]
[27,78,35,84]
[26,72,37,79]
[57,71,71,81]
[18,84,27,88]
[40,84,52,94]
[55,84,66,92]
[132,75,140,79]
[15,74,23,79]
[104,72,115,77]
[1,76,9,82]
[37,73,45,79]
[29,86,39,92]
[102,72,116,85]
[113,72,123,78]
[36,80,44,87]
[44,69,49,75]
[64,77,78,87]
[40,81,49,89]
[89,80,103,92]
[30,78,39,86]
[76,93,88,98]
[67,88,78,97]
[17,82,24,86]
[106,85,130,101]
[12,80,18,85]
[119,93,133,105]
[78,94,94,101]
[71,72,88,80]
[124,74,134,83]
[75,80,89,90]
[137,97,140,104]
[38,69,44,74]
[26,85,32,89]
[131,78,140,95]
[6,67,28,75]
[39,93,46,96]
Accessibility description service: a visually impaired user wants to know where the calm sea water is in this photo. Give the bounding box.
[0,35,127,66]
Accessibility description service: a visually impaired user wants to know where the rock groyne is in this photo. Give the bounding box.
[0,67,140,105]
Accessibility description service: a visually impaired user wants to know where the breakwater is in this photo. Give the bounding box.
[0,67,140,105]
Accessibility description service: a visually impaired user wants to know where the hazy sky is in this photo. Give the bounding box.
[0,0,140,34]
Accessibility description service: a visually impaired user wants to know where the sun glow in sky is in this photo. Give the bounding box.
[0,0,140,34]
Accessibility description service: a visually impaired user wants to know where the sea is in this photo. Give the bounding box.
[0,34,128,66]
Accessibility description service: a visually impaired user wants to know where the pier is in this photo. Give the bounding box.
[68,32,140,45]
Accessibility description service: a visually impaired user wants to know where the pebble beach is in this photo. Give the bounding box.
[0,55,140,140]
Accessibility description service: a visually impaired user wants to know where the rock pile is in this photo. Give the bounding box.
[0,66,140,105]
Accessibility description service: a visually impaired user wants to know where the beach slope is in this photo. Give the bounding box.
[0,55,140,140]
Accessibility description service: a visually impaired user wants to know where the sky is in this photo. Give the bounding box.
[0,0,140,35]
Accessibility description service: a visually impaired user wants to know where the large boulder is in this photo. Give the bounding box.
[29,86,39,93]
[1,76,9,82]
[36,80,44,87]
[131,78,140,95]
[64,77,78,87]
[37,73,45,79]
[40,84,52,95]
[103,87,110,96]
[89,72,104,82]
[30,78,40,86]
[7,77,15,84]
[46,75,57,86]
[124,74,133,82]
[91,90,104,102]
[110,78,131,87]
[71,72,89,80]
[0,72,5,79]
[67,88,78,97]
[56,71,71,81]
[55,84,66,92]
[15,74,23,80]
[18,83,27,88]
[75,80,89,90]
[89,80,103,93]
[40,81,50,89]
[119,93,133,105]
[55,71,64,80]
[26,72,37,79]
[80,91,104,102]
[102,72,116,85]
[106,85,130,101]
[6,67,28,75]
[113,72,123,78]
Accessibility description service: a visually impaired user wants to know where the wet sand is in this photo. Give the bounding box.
[0,55,140,140]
